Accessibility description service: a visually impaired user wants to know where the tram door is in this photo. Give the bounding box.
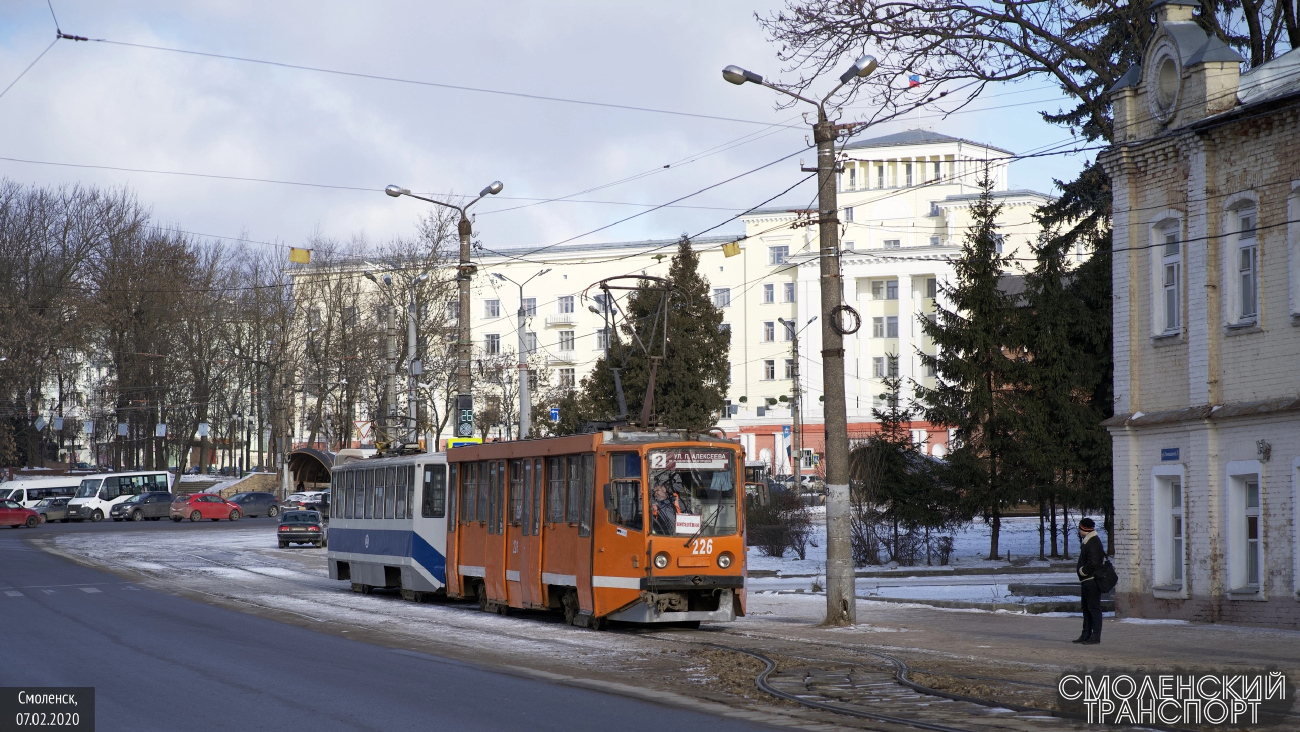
[504,459,525,608]
[592,451,647,616]
[517,457,545,608]
[484,460,509,604]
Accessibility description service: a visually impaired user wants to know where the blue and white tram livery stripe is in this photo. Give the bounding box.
[326,451,450,593]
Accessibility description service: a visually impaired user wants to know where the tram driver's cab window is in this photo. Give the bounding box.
[422,464,446,518]
[647,450,738,537]
[607,453,642,531]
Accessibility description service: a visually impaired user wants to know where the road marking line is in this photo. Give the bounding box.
[42,590,55,594]
[79,587,101,593]
[4,591,21,597]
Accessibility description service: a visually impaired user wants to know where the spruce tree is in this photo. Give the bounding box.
[561,236,730,432]
[917,177,1021,560]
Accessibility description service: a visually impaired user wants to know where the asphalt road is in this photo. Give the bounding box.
[0,520,771,731]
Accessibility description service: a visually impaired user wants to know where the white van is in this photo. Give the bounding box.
[0,478,81,508]
[67,471,171,522]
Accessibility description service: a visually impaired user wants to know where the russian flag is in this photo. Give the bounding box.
[908,74,921,88]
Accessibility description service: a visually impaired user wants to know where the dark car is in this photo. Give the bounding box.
[33,497,72,523]
[278,510,325,548]
[110,491,173,522]
[229,492,281,518]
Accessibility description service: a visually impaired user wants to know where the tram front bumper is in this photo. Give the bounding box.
[607,588,737,624]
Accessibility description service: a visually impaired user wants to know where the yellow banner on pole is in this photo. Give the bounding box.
[289,247,311,263]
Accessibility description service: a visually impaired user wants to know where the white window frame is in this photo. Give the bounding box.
[524,331,538,354]
[713,287,731,308]
[844,206,854,222]
[762,321,775,342]
[762,283,774,304]
[558,296,574,314]
[558,368,575,389]
[783,359,794,379]
[1225,460,1266,598]
[886,316,899,338]
[1221,195,1261,327]
[872,317,884,338]
[484,334,500,355]
[558,330,575,352]
[925,277,938,299]
[762,360,775,380]
[883,239,901,249]
[872,357,885,378]
[768,246,789,266]
[886,280,899,300]
[484,299,500,318]
[522,298,537,317]
[783,282,796,303]
[1151,464,1188,597]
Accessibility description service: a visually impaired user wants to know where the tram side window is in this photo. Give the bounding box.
[495,461,507,534]
[460,462,475,524]
[407,466,416,519]
[364,469,375,520]
[340,472,350,519]
[394,466,406,519]
[531,458,543,536]
[608,452,643,531]
[579,453,595,537]
[565,456,581,524]
[546,458,565,524]
[373,470,384,519]
[447,464,457,531]
[386,467,397,519]
[520,459,531,531]
[422,464,446,518]
[486,462,498,534]
[477,461,489,524]
[510,459,524,526]
[354,471,364,519]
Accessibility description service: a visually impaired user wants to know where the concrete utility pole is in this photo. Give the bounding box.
[779,315,817,489]
[386,302,398,444]
[491,269,549,441]
[386,181,503,443]
[407,273,430,445]
[724,54,878,626]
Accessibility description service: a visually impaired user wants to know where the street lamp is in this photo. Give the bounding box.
[406,271,430,447]
[724,55,877,627]
[387,180,503,441]
[491,268,551,439]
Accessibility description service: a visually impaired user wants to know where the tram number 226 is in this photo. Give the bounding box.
[690,538,714,555]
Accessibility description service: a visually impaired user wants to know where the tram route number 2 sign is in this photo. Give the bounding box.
[649,451,729,471]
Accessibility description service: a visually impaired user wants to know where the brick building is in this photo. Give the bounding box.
[1102,0,1300,626]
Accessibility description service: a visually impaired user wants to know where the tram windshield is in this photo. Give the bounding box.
[647,449,737,537]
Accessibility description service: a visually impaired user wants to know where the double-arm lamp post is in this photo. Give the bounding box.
[723,54,878,626]
[491,269,550,440]
[386,181,503,444]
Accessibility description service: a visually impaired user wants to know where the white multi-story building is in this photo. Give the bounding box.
[468,130,1051,475]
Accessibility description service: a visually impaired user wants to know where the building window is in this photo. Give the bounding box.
[929,235,941,246]
[558,296,574,314]
[522,298,537,317]
[783,282,796,302]
[595,327,612,351]
[1153,470,1186,590]
[872,357,885,378]
[781,320,794,341]
[593,293,611,314]
[871,280,884,299]
[886,280,898,300]
[847,167,857,190]
[872,317,884,338]
[524,332,538,354]
[784,359,794,379]
[993,234,1005,254]
[904,162,913,187]
[925,362,937,377]
[926,277,937,298]
[768,246,789,265]
[713,287,731,308]
[447,300,460,321]
[883,239,901,249]
[762,283,774,303]
[1227,464,1264,593]
[1161,228,1181,333]
[559,368,575,389]
[844,206,854,222]
[1238,210,1258,322]
[877,164,885,188]
[763,360,775,380]
[887,354,899,377]
[932,160,941,182]
[485,334,500,355]
[485,300,500,318]
[886,316,899,338]
[762,321,775,342]
[558,331,575,352]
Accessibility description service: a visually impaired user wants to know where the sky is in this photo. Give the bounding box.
[0,1,1091,256]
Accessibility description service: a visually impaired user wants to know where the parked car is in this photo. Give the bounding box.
[283,491,326,511]
[33,497,72,523]
[110,491,173,522]
[1,499,40,529]
[170,493,242,522]
[229,492,281,518]
[277,510,325,548]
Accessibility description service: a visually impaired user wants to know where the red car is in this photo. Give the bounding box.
[1,499,40,529]
[170,493,242,522]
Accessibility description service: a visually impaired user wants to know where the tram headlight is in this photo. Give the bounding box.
[653,552,670,570]
[717,552,733,569]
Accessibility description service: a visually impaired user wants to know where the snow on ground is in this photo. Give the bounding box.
[746,510,1107,576]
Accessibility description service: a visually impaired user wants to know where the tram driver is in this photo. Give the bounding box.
[651,474,682,535]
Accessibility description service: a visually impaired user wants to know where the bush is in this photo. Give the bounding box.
[746,486,812,559]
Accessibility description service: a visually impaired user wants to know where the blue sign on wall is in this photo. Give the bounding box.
[1161,447,1180,461]
[549,407,560,421]
[783,425,791,437]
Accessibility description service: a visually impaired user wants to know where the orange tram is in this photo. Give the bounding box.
[333,429,748,628]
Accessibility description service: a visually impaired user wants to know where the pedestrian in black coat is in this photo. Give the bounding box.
[1074,517,1105,644]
